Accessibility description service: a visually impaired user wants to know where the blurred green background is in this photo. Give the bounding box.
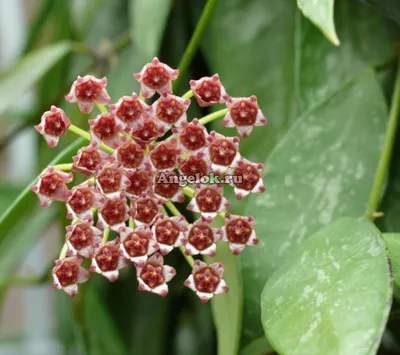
[1,0,400,354]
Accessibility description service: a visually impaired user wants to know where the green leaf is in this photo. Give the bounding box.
[0,41,72,116]
[261,218,392,355]
[240,336,274,355]
[357,0,400,25]
[204,0,394,164]
[0,184,24,215]
[85,287,128,355]
[130,0,172,59]
[241,69,388,341]
[0,138,86,248]
[297,0,339,45]
[0,207,57,284]
[382,233,400,287]
[205,241,242,355]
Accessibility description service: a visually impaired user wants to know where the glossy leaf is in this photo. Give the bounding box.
[382,233,400,287]
[205,241,242,355]
[261,218,392,355]
[204,0,394,164]
[0,41,72,116]
[130,0,172,60]
[297,0,339,45]
[0,138,86,248]
[240,336,273,355]
[241,70,388,341]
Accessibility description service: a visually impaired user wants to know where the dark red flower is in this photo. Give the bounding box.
[89,238,128,282]
[222,214,259,254]
[223,95,267,137]
[184,260,228,303]
[134,58,179,98]
[187,184,230,220]
[35,106,71,147]
[52,255,89,296]
[65,75,110,113]
[183,217,222,256]
[119,225,158,266]
[109,93,149,129]
[136,252,176,296]
[31,167,73,207]
[190,74,227,107]
[151,215,187,255]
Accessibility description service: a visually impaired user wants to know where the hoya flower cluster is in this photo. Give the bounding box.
[32,58,267,302]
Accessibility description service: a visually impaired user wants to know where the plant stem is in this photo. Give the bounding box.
[71,42,95,57]
[111,32,132,53]
[183,186,194,198]
[58,243,68,259]
[53,163,73,171]
[173,0,217,91]
[96,103,108,114]
[163,201,195,268]
[182,90,193,99]
[102,228,110,243]
[68,124,114,153]
[199,108,228,125]
[365,58,400,220]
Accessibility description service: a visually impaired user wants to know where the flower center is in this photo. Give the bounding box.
[44,112,66,136]
[195,80,221,103]
[150,144,177,170]
[188,225,214,251]
[196,188,222,213]
[117,143,145,169]
[156,98,184,124]
[56,261,79,287]
[155,220,180,245]
[75,80,102,101]
[233,164,260,191]
[140,263,164,288]
[136,199,158,224]
[95,246,119,272]
[226,219,252,244]
[230,100,258,126]
[126,170,151,196]
[97,168,122,193]
[69,224,93,250]
[39,174,64,196]
[143,67,169,90]
[193,267,220,293]
[179,125,206,151]
[123,232,149,257]
[69,189,93,214]
[117,99,142,123]
[101,200,127,225]
[209,139,237,166]
[93,116,118,140]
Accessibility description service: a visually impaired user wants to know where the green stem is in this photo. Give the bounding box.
[58,243,68,260]
[111,32,132,53]
[183,186,194,198]
[199,108,228,125]
[68,124,114,153]
[102,228,110,243]
[163,201,195,268]
[173,0,217,91]
[182,90,194,99]
[71,42,95,57]
[96,103,108,114]
[53,163,73,171]
[365,58,400,220]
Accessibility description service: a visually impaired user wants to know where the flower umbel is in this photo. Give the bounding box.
[32,57,267,298]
